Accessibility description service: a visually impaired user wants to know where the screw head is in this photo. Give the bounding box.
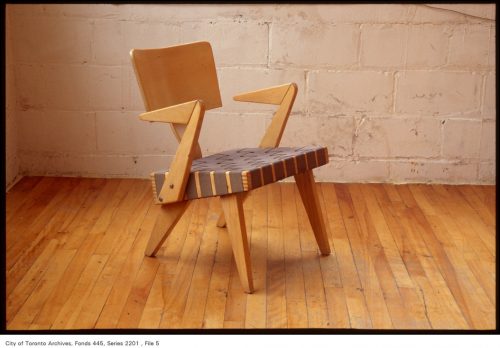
[169,184,174,189]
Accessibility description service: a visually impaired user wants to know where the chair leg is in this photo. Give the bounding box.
[220,193,254,293]
[145,201,190,257]
[294,170,331,255]
[216,209,227,228]
[216,191,250,228]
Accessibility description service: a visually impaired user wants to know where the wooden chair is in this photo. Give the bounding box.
[130,41,331,293]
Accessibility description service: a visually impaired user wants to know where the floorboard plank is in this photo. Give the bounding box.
[92,182,154,329]
[8,248,77,329]
[281,184,308,328]
[6,176,44,222]
[137,264,165,329]
[116,257,161,329]
[7,178,80,269]
[6,179,107,300]
[61,179,132,250]
[243,187,268,329]
[31,233,105,329]
[158,199,210,328]
[322,184,373,329]
[6,238,60,324]
[51,254,109,329]
[180,198,219,329]
[6,177,58,227]
[295,184,332,328]
[203,225,232,328]
[398,201,471,329]
[72,184,157,329]
[265,184,287,328]
[330,184,391,329]
[455,185,495,228]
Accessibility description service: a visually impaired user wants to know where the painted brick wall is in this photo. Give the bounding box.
[5,4,496,186]
[6,9,19,189]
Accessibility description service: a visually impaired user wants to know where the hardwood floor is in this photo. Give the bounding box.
[5,177,496,330]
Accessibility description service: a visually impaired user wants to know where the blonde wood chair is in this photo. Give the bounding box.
[130,41,331,293]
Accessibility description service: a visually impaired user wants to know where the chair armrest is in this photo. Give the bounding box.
[139,100,198,124]
[233,83,295,105]
[140,100,205,204]
[234,83,298,148]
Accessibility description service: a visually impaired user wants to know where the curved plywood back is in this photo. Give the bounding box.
[131,41,222,112]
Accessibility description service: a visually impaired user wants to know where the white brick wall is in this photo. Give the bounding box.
[406,25,450,68]
[271,23,359,68]
[309,71,394,115]
[6,8,19,189]
[448,25,491,68]
[395,71,482,115]
[360,24,407,68]
[483,73,496,118]
[442,119,482,159]
[354,118,442,158]
[12,16,92,65]
[5,4,496,186]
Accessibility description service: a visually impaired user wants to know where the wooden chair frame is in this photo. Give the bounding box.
[131,42,330,293]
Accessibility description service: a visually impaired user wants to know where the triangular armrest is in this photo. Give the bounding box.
[233,83,298,148]
[139,100,205,204]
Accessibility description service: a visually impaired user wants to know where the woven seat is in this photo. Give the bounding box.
[131,41,331,293]
[152,146,328,201]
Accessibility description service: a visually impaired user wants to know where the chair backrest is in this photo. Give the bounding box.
[130,41,222,112]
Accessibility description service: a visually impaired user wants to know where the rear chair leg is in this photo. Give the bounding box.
[216,210,227,228]
[217,191,250,228]
[145,201,190,256]
[294,170,331,255]
[220,193,254,293]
